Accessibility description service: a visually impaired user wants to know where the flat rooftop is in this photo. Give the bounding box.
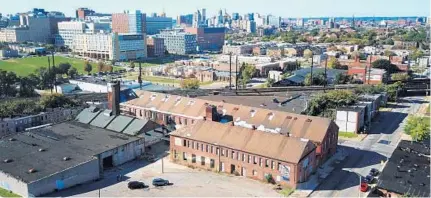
[0,121,141,183]
[376,140,430,197]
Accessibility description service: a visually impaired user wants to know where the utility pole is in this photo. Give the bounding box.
[47,56,52,93]
[368,54,372,84]
[138,62,142,90]
[51,51,57,93]
[229,52,232,90]
[235,55,238,91]
[324,56,328,89]
[310,55,314,86]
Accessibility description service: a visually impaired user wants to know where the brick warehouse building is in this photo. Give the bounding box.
[170,121,317,187]
[121,91,339,167]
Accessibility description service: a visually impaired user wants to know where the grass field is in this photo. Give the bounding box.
[0,187,20,197]
[0,56,120,76]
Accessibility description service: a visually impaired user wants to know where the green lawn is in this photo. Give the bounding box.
[0,56,120,76]
[0,187,20,197]
[338,132,359,138]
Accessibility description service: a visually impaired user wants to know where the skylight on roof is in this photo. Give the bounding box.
[250,109,256,117]
[150,94,157,101]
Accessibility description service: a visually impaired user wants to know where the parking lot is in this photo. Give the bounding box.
[48,148,281,197]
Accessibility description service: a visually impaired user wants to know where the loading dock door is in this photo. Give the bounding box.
[103,156,114,169]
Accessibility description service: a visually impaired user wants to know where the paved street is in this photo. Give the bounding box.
[310,96,425,197]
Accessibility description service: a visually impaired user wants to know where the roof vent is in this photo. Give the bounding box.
[9,138,16,141]
[233,107,239,111]
[294,117,298,120]
[38,148,46,152]
[3,159,13,163]
[286,116,292,119]
[260,103,266,107]
[28,169,37,173]
[63,157,71,161]
[306,118,312,122]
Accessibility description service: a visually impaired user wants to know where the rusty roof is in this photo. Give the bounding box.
[122,91,337,144]
[171,121,316,164]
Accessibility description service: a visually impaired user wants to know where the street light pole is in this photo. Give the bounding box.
[310,55,314,86]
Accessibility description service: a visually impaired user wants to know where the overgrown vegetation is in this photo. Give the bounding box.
[0,94,79,118]
[339,132,359,138]
[353,82,404,101]
[0,187,20,197]
[404,116,430,142]
[305,90,358,118]
[304,72,327,86]
[279,187,294,197]
[180,78,200,89]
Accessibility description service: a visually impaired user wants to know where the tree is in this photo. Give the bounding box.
[265,77,276,88]
[304,73,327,86]
[383,38,394,45]
[282,72,292,79]
[45,44,55,52]
[404,116,430,142]
[58,62,71,75]
[383,50,396,57]
[306,90,358,117]
[303,49,313,59]
[391,73,410,81]
[130,61,135,69]
[39,93,78,108]
[180,78,200,89]
[18,76,37,97]
[0,70,18,97]
[372,59,399,74]
[68,67,78,79]
[240,64,256,87]
[410,49,424,61]
[327,57,341,69]
[334,73,353,84]
[84,61,92,75]
[310,29,319,37]
[97,61,105,72]
[106,65,114,72]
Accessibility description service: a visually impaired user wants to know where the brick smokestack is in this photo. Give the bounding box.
[108,81,121,116]
[205,105,218,122]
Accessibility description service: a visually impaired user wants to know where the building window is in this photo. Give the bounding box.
[183,152,187,161]
[259,158,263,167]
[206,145,209,152]
[187,140,190,148]
[201,156,205,166]
[201,144,204,151]
[191,141,194,149]
[265,159,269,168]
[139,110,142,117]
[231,151,235,159]
[216,148,219,155]
[253,170,257,176]
[211,146,214,153]
[242,154,246,162]
[221,149,225,157]
[271,161,275,170]
[253,156,257,164]
[196,143,199,150]
[185,119,188,125]
[183,139,187,146]
[248,155,252,163]
[192,154,196,163]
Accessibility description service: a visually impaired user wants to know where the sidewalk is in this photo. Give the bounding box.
[290,148,349,197]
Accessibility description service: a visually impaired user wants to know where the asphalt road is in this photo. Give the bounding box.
[310,96,424,197]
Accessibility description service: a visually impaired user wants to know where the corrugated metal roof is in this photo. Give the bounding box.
[75,107,101,124]
[123,118,149,136]
[106,115,134,133]
[90,110,116,128]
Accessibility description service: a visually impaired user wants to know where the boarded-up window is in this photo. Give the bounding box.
[174,137,182,146]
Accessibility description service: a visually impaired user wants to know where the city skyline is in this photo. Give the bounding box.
[1,0,429,18]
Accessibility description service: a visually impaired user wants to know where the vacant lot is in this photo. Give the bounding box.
[0,56,120,76]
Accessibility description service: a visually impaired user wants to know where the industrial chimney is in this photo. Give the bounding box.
[108,81,121,116]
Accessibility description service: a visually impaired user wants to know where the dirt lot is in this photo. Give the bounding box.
[48,153,281,197]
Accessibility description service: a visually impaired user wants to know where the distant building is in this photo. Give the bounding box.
[246,20,256,33]
[222,44,258,55]
[146,16,173,35]
[71,33,147,61]
[177,14,193,26]
[185,27,225,51]
[112,10,146,34]
[0,48,18,58]
[55,21,110,47]
[156,29,197,55]
[267,15,281,28]
[147,37,165,57]
[394,40,417,49]
[266,47,285,59]
[348,67,387,84]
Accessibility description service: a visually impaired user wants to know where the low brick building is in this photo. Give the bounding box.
[121,91,339,166]
[170,121,317,188]
[348,67,387,84]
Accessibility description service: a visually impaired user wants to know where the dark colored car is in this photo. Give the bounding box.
[152,178,170,186]
[364,175,375,184]
[369,168,379,176]
[128,181,146,189]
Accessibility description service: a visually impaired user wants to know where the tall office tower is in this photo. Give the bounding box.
[201,8,206,22]
[218,9,224,25]
[112,10,146,34]
[232,13,239,20]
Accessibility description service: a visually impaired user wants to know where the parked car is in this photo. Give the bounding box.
[369,168,379,176]
[128,181,146,189]
[152,178,170,186]
[364,175,375,184]
[360,182,369,192]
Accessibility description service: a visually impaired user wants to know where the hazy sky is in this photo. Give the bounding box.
[1,0,430,18]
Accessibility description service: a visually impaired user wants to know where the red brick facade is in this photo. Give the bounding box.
[169,135,316,188]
